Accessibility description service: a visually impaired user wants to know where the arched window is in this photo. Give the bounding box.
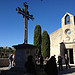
[65,15,70,25]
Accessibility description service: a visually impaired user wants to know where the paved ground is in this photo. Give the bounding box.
[0,64,75,75]
[58,64,75,75]
[36,64,75,75]
[0,67,9,74]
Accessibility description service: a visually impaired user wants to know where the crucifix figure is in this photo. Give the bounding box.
[16,2,34,44]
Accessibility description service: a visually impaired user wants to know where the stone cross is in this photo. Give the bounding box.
[16,2,34,44]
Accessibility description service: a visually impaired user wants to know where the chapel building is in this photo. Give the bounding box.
[49,12,75,64]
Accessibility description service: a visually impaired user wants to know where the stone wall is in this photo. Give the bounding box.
[49,28,62,61]
[0,58,9,67]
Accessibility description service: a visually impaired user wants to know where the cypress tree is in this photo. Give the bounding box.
[41,30,50,58]
[34,25,41,55]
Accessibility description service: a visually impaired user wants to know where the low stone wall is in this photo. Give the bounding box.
[0,58,9,67]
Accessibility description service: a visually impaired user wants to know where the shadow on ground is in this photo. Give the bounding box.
[0,65,75,75]
[36,65,75,75]
[58,66,75,75]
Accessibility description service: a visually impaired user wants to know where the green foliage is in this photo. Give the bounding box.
[41,30,50,58]
[34,25,41,55]
[0,48,15,58]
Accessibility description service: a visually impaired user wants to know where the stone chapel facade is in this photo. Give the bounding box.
[49,12,75,64]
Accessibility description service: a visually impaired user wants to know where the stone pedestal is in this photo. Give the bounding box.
[13,43,26,73]
[12,43,37,73]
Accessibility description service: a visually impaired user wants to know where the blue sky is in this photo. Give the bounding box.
[0,0,75,47]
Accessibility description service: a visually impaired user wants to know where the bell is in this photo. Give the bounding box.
[67,18,69,22]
